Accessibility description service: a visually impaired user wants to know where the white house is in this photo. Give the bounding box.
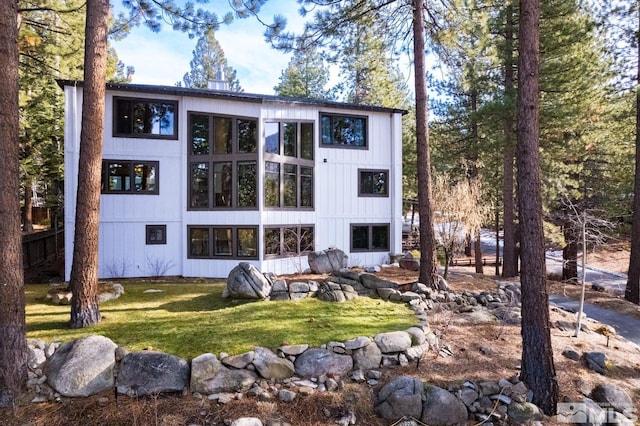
[60,80,405,279]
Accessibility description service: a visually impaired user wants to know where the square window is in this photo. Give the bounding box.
[146,225,167,245]
[351,224,390,252]
[359,169,389,197]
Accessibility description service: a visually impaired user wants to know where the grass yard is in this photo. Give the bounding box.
[25,281,416,359]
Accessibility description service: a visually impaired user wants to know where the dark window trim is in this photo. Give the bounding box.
[187,111,259,211]
[146,224,167,245]
[264,120,315,210]
[358,169,389,197]
[319,112,368,149]
[350,223,390,252]
[101,159,160,194]
[187,225,259,260]
[113,96,178,140]
[263,224,315,259]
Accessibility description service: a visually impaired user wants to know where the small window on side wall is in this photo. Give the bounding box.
[320,113,367,148]
[146,225,167,245]
[351,224,390,252]
[359,169,389,197]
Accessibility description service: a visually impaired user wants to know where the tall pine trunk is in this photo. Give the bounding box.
[69,0,109,328]
[0,0,28,408]
[502,3,518,278]
[412,0,439,288]
[517,0,558,415]
[625,17,640,304]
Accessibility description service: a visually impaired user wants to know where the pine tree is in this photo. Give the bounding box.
[274,42,330,98]
[182,29,241,91]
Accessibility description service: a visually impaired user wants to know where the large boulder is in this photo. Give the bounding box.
[352,342,382,371]
[590,383,633,414]
[224,263,272,299]
[374,376,424,420]
[421,383,468,425]
[116,351,189,396]
[307,248,349,274]
[374,331,413,353]
[360,274,399,291]
[317,281,359,302]
[45,335,117,397]
[294,348,353,378]
[191,353,257,394]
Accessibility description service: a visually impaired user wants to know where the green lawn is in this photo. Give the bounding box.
[25,281,416,359]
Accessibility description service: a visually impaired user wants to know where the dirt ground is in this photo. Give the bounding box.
[4,248,640,425]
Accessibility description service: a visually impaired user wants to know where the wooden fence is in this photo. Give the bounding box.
[22,227,64,269]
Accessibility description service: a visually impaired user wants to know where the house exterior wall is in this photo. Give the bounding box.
[62,82,404,280]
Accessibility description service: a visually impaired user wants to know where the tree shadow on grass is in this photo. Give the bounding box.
[158,292,256,312]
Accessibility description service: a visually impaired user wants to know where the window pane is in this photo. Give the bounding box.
[237,161,257,207]
[282,227,298,254]
[372,225,389,250]
[237,228,257,257]
[115,99,132,134]
[213,117,232,154]
[213,228,232,256]
[190,162,209,208]
[191,114,209,155]
[133,163,156,192]
[301,122,314,159]
[360,171,374,193]
[283,122,297,157]
[189,227,210,257]
[373,172,387,194]
[300,226,314,253]
[108,162,131,191]
[147,225,166,245]
[213,162,232,207]
[264,228,281,256]
[352,226,369,250]
[283,164,297,207]
[238,119,257,153]
[132,102,175,136]
[264,161,280,207]
[265,122,280,154]
[321,115,332,145]
[300,166,313,207]
[352,117,366,146]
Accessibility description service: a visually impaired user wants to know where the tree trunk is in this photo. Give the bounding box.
[562,224,578,282]
[0,0,28,408]
[69,0,109,328]
[625,17,640,304]
[464,233,472,256]
[502,3,518,278]
[516,0,558,415]
[412,0,438,288]
[22,181,34,233]
[474,231,483,274]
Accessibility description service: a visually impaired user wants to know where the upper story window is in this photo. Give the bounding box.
[264,121,314,209]
[101,160,159,194]
[114,97,178,139]
[188,113,258,210]
[320,113,367,148]
[359,169,389,197]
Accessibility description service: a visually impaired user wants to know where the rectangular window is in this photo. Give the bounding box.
[264,225,315,258]
[188,112,258,210]
[146,225,167,245]
[351,224,390,252]
[264,121,314,209]
[188,226,258,259]
[320,113,367,147]
[102,160,159,194]
[359,169,389,197]
[114,97,177,139]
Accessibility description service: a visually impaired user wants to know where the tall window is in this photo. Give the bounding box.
[320,113,367,148]
[188,225,258,259]
[358,169,389,197]
[264,225,314,258]
[264,121,314,209]
[101,160,159,194]
[114,97,177,139]
[351,224,390,252]
[188,113,258,210]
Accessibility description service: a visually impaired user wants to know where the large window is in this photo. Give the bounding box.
[188,113,258,210]
[359,169,389,197]
[188,226,258,259]
[351,224,390,252]
[320,113,367,148]
[101,160,159,194]
[264,121,314,209]
[264,225,314,258]
[114,97,177,139]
